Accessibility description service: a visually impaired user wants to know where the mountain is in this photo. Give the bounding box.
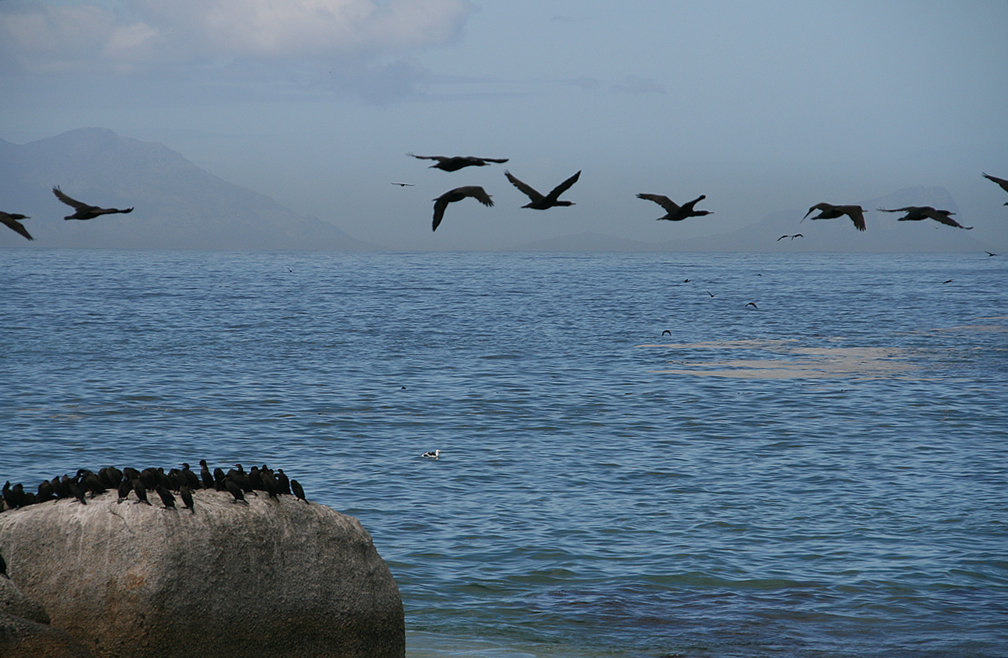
[0,128,375,250]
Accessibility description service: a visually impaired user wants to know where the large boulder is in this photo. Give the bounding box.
[0,490,404,657]
[1,573,93,657]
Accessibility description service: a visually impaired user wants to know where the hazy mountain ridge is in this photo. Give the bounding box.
[0,128,374,250]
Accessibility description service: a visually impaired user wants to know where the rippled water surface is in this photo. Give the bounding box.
[3,249,1007,656]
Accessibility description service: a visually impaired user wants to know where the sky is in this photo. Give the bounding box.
[2,0,1008,250]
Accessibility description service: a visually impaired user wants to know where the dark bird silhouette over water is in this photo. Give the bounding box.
[746,302,759,309]
[52,186,133,220]
[982,172,1008,204]
[877,206,973,230]
[802,203,867,231]
[505,170,581,209]
[407,153,508,172]
[0,211,32,241]
[432,186,494,232]
[636,193,712,221]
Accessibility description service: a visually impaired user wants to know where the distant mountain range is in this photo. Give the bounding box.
[0,128,375,250]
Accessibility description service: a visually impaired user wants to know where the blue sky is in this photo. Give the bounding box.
[2,1,1007,249]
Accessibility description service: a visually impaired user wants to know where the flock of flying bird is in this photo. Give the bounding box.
[1,460,308,515]
[2,161,1007,242]
[404,153,1008,235]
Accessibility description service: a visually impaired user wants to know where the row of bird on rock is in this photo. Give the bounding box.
[1,461,308,515]
[408,153,1008,233]
[3,159,1007,241]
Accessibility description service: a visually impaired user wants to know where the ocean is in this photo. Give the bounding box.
[2,249,1007,656]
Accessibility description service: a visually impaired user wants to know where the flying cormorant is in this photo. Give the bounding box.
[877,206,973,229]
[505,170,581,209]
[0,211,32,241]
[432,186,494,232]
[636,193,713,221]
[407,153,508,172]
[982,172,1008,204]
[52,186,134,220]
[802,203,867,231]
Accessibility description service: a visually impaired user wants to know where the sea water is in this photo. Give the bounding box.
[2,249,1007,656]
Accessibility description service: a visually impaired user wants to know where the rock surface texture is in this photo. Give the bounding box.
[0,490,404,657]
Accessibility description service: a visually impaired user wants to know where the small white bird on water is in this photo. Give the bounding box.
[422,450,441,460]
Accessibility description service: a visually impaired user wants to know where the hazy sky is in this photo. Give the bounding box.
[2,1,1007,249]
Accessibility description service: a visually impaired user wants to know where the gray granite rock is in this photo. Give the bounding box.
[0,612,94,658]
[0,490,404,657]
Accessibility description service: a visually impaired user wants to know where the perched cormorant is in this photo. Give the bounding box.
[155,485,176,509]
[52,186,134,220]
[199,459,214,489]
[116,479,133,503]
[505,170,581,209]
[132,479,151,505]
[432,186,494,232]
[636,193,712,221]
[0,211,33,241]
[179,485,195,514]
[180,463,201,489]
[422,450,441,460]
[407,153,508,172]
[224,478,247,504]
[877,206,973,229]
[802,203,867,231]
[290,479,308,503]
[275,469,292,496]
[982,172,1008,204]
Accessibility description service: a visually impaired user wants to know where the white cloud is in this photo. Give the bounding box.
[0,0,473,73]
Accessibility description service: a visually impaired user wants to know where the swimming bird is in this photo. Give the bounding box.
[636,193,712,221]
[505,170,581,209]
[407,153,508,172]
[877,206,973,229]
[422,450,441,460]
[432,186,494,232]
[982,172,1008,204]
[290,479,308,503]
[802,203,867,231]
[0,211,33,241]
[52,186,133,220]
[661,329,671,336]
[746,302,759,309]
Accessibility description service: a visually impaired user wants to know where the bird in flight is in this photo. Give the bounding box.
[0,211,33,241]
[407,153,509,172]
[777,233,803,241]
[432,186,494,232]
[877,206,972,230]
[391,182,415,187]
[52,186,134,220]
[636,193,713,221]
[982,172,1008,204]
[802,203,866,231]
[504,170,581,209]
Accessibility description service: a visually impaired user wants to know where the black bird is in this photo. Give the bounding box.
[155,485,176,509]
[180,463,201,489]
[52,186,134,220]
[407,153,508,172]
[98,466,123,489]
[275,469,292,496]
[636,193,713,221]
[0,211,33,241]
[505,170,580,209]
[802,203,867,231]
[877,206,973,230]
[132,479,151,505]
[777,233,803,241]
[290,479,308,503]
[661,329,672,336]
[179,485,195,514]
[982,172,1008,204]
[224,478,247,504]
[432,186,494,232]
[391,182,415,187]
[199,460,214,489]
[0,551,7,578]
[746,302,759,309]
[116,479,133,503]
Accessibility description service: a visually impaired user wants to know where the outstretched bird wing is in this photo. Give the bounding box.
[545,170,581,201]
[637,193,681,214]
[1,214,33,241]
[432,196,451,232]
[432,186,493,232]
[842,206,867,231]
[983,172,1008,193]
[803,202,833,219]
[477,157,509,164]
[876,207,915,213]
[407,153,444,162]
[505,171,545,203]
[52,186,91,210]
[922,208,972,229]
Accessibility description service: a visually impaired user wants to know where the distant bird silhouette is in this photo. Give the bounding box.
[505,170,581,209]
[982,172,1008,204]
[802,203,867,231]
[0,211,32,241]
[877,206,973,230]
[777,233,803,241]
[391,182,414,187]
[422,449,441,460]
[636,193,712,221]
[746,302,759,309]
[986,251,997,257]
[407,153,508,172]
[52,186,133,220]
[432,186,494,232]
